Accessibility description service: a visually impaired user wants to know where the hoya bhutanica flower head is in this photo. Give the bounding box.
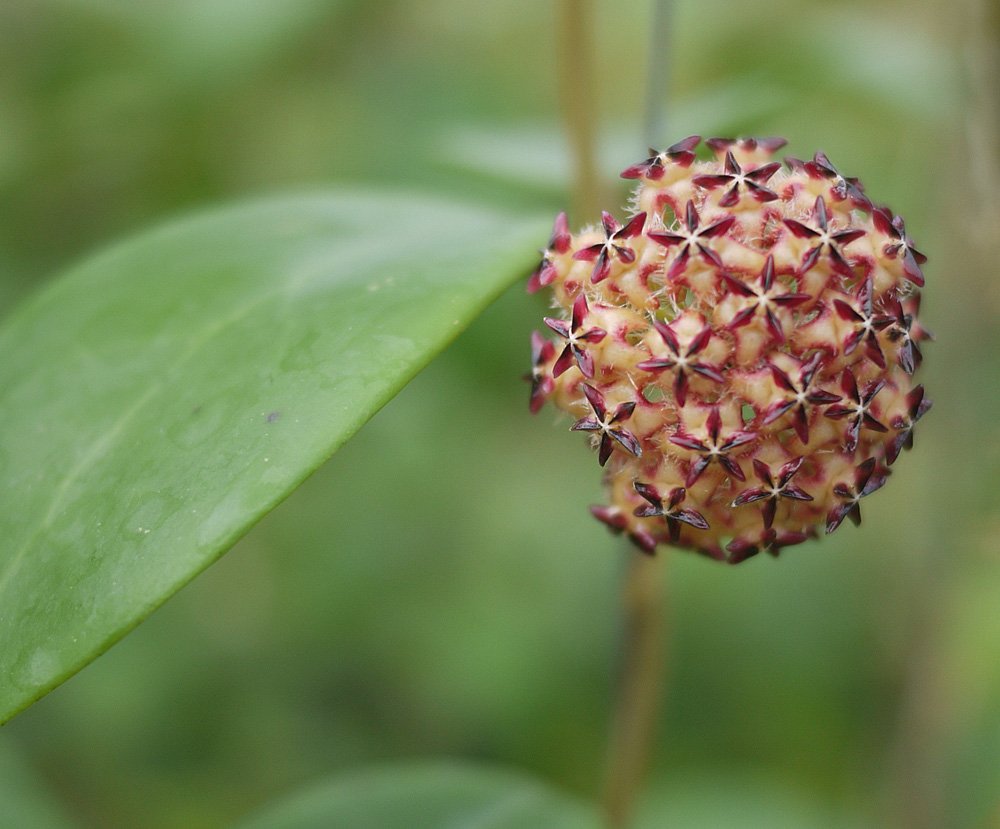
[527,136,931,564]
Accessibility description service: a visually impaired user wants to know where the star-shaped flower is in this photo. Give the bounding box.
[621,135,701,180]
[824,369,888,453]
[731,457,814,529]
[721,255,811,342]
[726,527,813,564]
[882,293,932,375]
[787,151,870,209]
[761,353,841,444]
[886,385,932,465]
[635,318,724,407]
[693,150,782,206]
[632,482,710,543]
[590,505,658,554]
[571,384,642,466]
[872,206,926,287]
[525,331,556,414]
[647,200,736,279]
[526,212,571,293]
[573,211,647,284]
[783,196,865,277]
[825,457,887,533]
[543,293,607,378]
[832,277,894,369]
[668,406,755,486]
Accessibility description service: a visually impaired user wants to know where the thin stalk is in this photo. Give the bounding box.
[602,551,667,828]
[644,0,672,148]
[556,0,602,221]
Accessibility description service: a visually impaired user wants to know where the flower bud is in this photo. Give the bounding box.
[527,136,931,564]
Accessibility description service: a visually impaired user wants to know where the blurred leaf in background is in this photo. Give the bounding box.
[1,0,998,828]
[235,762,601,829]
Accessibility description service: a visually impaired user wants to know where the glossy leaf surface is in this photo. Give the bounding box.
[0,191,545,723]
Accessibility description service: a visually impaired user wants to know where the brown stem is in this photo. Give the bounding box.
[884,590,951,829]
[556,0,603,222]
[602,550,667,828]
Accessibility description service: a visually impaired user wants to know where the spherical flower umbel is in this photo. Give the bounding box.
[526,136,932,564]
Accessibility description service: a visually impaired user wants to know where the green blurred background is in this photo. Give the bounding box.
[1,0,998,826]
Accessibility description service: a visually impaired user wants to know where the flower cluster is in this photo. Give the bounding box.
[527,136,931,564]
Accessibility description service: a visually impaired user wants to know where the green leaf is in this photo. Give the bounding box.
[234,761,601,829]
[0,190,546,724]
